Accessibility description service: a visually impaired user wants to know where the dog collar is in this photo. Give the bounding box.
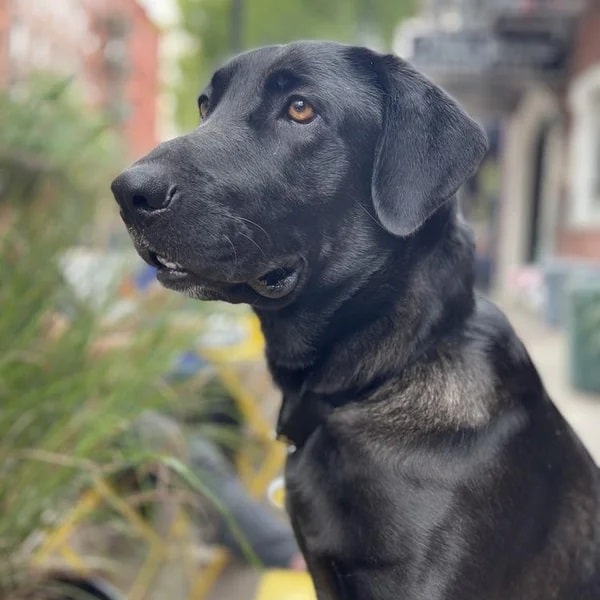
[276,391,331,449]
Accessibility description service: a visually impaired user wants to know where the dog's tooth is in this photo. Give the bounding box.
[157,255,181,270]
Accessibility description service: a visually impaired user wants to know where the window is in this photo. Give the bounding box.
[592,94,600,203]
[9,20,29,63]
[569,66,600,225]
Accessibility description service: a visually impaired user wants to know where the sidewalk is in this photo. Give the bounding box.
[500,301,600,463]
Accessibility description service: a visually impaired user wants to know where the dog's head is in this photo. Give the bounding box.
[112,42,487,310]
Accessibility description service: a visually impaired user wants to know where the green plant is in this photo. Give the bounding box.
[0,77,205,592]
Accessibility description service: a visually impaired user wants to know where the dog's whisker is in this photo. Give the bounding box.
[230,215,272,242]
[223,234,238,268]
[238,231,266,258]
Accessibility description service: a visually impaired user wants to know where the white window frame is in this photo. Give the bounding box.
[569,66,600,226]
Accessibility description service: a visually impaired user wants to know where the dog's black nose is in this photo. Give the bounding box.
[111,165,176,214]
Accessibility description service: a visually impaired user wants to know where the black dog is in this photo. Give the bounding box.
[112,42,600,599]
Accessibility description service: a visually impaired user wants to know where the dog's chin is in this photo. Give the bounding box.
[149,254,307,309]
[155,269,228,301]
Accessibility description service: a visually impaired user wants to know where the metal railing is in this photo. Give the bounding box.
[421,0,587,30]
[423,0,586,15]
[31,314,315,600]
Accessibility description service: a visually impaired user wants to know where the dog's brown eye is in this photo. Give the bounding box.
[199,97,209,120]
[287,98,315,123]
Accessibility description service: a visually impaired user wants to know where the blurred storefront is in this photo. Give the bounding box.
[0,0,160,158]
[398,0,600,298]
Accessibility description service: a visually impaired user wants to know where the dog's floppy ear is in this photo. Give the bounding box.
[365,51,488,237]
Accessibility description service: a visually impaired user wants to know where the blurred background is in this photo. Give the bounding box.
[0,0,599,598]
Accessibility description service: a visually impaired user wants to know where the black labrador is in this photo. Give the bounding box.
[111,42,600,599]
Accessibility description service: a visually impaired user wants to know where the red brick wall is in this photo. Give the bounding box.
[559,230,600,259]
[123,1,159,158]
[570,0,600,80]
[0,0,8,87]
[87,0,160,159]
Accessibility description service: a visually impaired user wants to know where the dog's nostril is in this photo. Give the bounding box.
[130,185,175,212]
[166,185,177,206]
[132,194,151,210]
[111,166,174,213]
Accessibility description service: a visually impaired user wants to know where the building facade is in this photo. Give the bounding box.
[398,0,599,300]
[563,0,600,258]
[0,0,90,88]
[0,0,160,158]
[86,0,161,158]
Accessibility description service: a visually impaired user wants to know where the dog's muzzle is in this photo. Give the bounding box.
[111,165,306,303]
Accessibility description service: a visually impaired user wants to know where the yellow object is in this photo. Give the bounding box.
[200,314,264,363]
[33,312,296,600]
[255,570,316,600]
[189,549,229,600]
[267,477,286,510]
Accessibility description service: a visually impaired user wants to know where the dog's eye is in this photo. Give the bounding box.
[198,96,210,121]
[287,98,315,123]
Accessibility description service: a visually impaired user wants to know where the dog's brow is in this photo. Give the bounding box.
[264,69,304,93]
[210,66,232,95]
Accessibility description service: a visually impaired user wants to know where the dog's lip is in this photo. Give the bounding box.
[155,254,184,271]
[248,258,304,299]
[144,249,306,302]
[144,250,186,273]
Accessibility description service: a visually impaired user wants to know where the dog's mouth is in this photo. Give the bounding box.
[148,251,304,301]
[247,263,302,299]
[154,254,183,271]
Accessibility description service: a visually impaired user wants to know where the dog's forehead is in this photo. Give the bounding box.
[214,42,351,95]
[267,41,349,77]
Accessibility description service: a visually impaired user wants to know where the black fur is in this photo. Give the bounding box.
[112,41,600,599]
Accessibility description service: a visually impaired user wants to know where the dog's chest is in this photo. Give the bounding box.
[283,424,454,564]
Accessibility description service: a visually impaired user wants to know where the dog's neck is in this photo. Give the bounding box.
[254,201,476,447]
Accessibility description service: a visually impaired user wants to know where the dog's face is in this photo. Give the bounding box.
[112,42,486,311]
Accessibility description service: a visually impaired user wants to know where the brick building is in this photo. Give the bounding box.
[400,0,600,301]
[0,0,160,158]
[0,0,89,88]
[86,0,160,158]
[562,0,600,259]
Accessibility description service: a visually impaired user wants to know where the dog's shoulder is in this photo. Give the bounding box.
[418,295,547,418]
[333,297,535,435]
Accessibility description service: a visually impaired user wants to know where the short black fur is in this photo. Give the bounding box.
[112,41,600,599]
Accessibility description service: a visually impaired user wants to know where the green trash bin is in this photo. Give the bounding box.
[567,282,600,395]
